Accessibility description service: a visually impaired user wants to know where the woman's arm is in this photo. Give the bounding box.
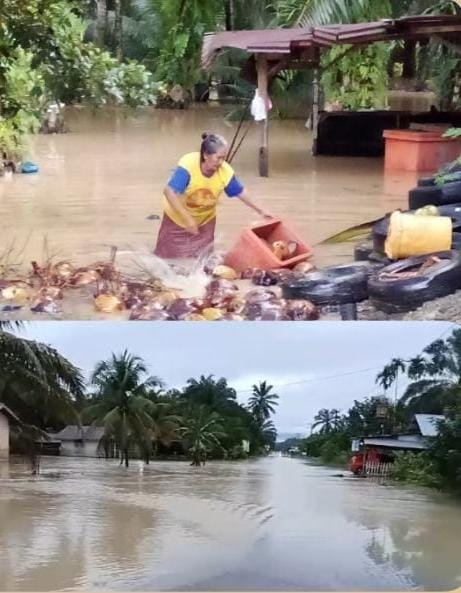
[164,186,199,235]
[236,189,273,219]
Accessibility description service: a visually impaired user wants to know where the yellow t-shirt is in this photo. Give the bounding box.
[164,152,240,227]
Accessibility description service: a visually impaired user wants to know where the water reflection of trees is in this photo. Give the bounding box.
[344,486,461,591]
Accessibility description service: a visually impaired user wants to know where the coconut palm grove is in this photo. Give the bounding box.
[1,320,461,493]
[0,321,280,468]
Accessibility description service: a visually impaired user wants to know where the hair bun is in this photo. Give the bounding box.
[201,132,209,140]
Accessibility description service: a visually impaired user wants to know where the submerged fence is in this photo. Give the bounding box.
[364,460,392,478]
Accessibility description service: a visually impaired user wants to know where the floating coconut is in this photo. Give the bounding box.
[226,296,245,314]
[245,288,279,304]
[36,286,63,300]
[202,307,224,321]
[30,296,61,315]
[70,269,100,286]
[52,261,74,281]
[285,299,319,321]
[94,294,124,313]
[130,306,169,321]
[183,313,206,321]
[205,279,239,307]
[212,265,240,281]
[167,298,196,320]
[251,269,279,286]
[243,300,288,321]
[222,313,245,321]
[1,285,29,301]
[271,240,297,260]
[203,252,225,274]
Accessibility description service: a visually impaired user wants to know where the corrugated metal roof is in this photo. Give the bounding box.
[362,437,428,450]
[50,425,105,441]
[415,414,445,437]
[202,15,461,68]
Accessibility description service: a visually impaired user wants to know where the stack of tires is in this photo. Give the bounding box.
[362,159,461,313]
[409,165,461,210]
[281,160,461,316]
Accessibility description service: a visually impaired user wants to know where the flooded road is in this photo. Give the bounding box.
[1,455,460,591]
[0,105,414,272]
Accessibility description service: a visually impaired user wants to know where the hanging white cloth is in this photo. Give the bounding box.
[250,89,272,121]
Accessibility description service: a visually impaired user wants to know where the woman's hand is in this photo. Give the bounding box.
[260,210,274,220]
[256,207,274,220]
[237,192,273,221]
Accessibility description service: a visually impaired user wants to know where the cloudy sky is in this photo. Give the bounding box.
[20,321,456,438]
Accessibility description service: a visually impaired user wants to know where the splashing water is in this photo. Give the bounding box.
[128,250,221,298]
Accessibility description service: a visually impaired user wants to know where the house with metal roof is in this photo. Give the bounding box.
[352,413,445,452]
[0,404,20,459]
[47,425,107,458]
[348,414,445,476]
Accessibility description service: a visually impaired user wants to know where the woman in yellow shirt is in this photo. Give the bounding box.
[154,132,272,259]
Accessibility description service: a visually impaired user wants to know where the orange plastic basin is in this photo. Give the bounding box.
[224,219,313,271]
[383,129,461,173]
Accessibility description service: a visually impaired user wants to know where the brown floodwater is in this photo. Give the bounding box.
[0,455,460,592]
[0,105,418,320]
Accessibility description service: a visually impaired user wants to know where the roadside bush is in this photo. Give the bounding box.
[388,452,440,488]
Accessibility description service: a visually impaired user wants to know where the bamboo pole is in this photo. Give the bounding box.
[312,68,320,156]
[256,54,269,177]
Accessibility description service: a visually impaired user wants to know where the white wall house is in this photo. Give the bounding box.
[0,404,19,458]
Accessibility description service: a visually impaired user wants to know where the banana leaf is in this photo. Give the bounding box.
[320,217,384,245]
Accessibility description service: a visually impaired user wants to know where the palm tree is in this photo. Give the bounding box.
[273,0,391,27]
[182,375,237,409]
[149,402,181,456]
[114,0,123,59]
[179,406,226,466]
[0,321,84,473]
[260,418,277,447]
[85,351,163,467]
[96,0,108,46]
[0,322,85,429]
[377,329,461,416]
[247,381,279,426]
[311,408,342,434]
[274,0,455,27]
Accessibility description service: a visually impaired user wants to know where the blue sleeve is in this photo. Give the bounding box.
[167,166,191,193]
[224,175,244,198]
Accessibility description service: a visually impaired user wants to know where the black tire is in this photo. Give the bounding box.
[441,180,461,201]
[438,204,461,231]
[452,232,461,250]
[440,162,461,175]
[417,176,435,187]
[281,262,370,305]
[368,251,461,313]
[354,241,373,261]
[408,185,442,209]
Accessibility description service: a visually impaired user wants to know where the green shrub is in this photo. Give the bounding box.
[388,452,440,488]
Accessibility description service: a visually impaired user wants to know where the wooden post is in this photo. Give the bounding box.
[256,54,269,177]
[312,68,320,156]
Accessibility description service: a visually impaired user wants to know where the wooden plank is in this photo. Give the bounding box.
[256,54,269,177]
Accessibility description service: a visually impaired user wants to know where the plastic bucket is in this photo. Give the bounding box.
[224,219,312,271]
[384,210,452,259]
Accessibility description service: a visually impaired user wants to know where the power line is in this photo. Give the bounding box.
[235,365,383,394]
[236,323,459,396]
